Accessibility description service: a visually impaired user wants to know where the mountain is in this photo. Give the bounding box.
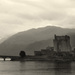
[25,39,53,55]
[0,26,75,56]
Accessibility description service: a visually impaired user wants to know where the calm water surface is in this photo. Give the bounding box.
[0,61,75,75]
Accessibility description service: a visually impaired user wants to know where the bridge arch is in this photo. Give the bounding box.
[0,57,4,61]
[5,58,11,61]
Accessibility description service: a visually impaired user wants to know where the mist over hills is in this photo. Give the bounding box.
[0,26,75,56]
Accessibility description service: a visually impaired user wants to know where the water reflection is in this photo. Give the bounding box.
[54,62,71,75]
[19,61,26,71]
[18,61,72,75]
[0,61,74,75]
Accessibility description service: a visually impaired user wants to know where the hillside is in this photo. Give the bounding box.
[0,26,75,56]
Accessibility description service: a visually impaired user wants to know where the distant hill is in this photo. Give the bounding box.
[0,26,75,56]
[25,39,53,55]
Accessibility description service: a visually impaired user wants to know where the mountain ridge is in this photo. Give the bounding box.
[0,26,75,56]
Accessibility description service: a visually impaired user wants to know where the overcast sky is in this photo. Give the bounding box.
[0,0,75,39]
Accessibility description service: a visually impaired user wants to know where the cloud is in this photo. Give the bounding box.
[0,0,75,38]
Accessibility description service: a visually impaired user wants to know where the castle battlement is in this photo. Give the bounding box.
[55,35,70,41]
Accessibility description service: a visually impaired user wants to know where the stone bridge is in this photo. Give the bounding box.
[0,55,20,61]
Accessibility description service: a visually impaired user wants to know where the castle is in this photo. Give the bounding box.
[53,35,72,52]
[34,35,72,57]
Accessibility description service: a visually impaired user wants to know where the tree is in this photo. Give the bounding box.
[19,51,26,58]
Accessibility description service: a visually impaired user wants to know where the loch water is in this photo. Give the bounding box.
[0,61,75,75]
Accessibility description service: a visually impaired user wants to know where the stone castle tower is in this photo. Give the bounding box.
[53,35,71,52]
